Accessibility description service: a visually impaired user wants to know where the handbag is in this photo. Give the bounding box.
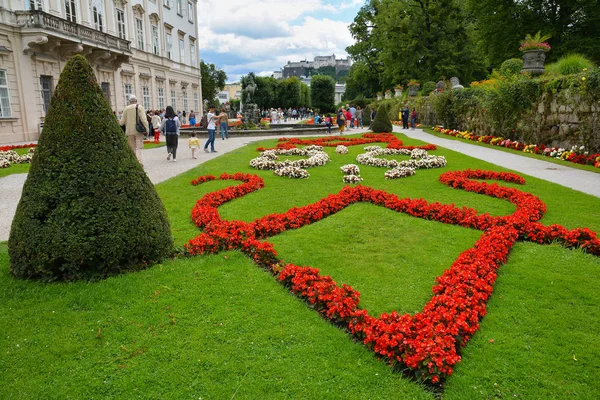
[135,105,147,134]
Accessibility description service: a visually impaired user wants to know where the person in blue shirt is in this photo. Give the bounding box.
[314,114,321,124]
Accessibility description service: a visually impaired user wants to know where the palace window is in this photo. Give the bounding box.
[183,90,188,111]
[136,18,144,51]
[116,9,126,39]
[190,39,196,66]
[166,32,172,59]
[92,1,104,32]
[0,70,12,118]
[188,1,194,23]
[194,92,198,112]
[170,89,176,109]
[101,82,110,103]
[124,83,132,105]
[158,87,165,109]
[152,24,160,55]
[177,0,183,15]
[26,0,43,11]
[40,75,53,114]
[142,85,151,110]
[65,0,77,23]
[179,38,185,64]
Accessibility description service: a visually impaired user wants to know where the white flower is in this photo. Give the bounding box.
[343,174,363,184]
[274,166,310,179]
[385,167,416,179]
[336,145,349,154]
[340,164,360,175]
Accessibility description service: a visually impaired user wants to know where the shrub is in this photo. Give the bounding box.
[545,54,596,76]
[371,104,393,133]
[310,75,335,112]
[499,58,524,77]
[421,81,437,95]
[8,55,173,281]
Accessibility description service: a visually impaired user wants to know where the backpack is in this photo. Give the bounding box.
[199,114,208,129]
[165,118,177,133]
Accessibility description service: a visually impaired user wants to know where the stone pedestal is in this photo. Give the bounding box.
[377,93,383,101]
[242,103,260,124]
[521,50,547,75]
[394,88,403,97]
[408,86,419,97]
[385,91,392,99]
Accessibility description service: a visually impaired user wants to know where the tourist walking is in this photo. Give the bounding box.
[219,107,229,140]
[189,110,196,126]
[337,108,346,133]
[355,106,363,128]
[325,114,332,133]
[270,108,278,124]
[151,111,162,141]
[410,108,418,130]
[160,105,181,162]
[349,105,357,128]
[402,105,410,129]
[369,107,376,130]
[182,110,187,125]
[119,95,148,163]
[204,104,219,153]
[345,108,353,130]
[189,132,200,159]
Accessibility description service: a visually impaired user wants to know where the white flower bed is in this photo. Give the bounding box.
[0,149,34,168]
[385,167,416,179]
[340,164,360,175]
[343,174,363,184]
[250,146,330,178]
[356,147,446,178]
[274,166,310,179]
[336,145,348,154]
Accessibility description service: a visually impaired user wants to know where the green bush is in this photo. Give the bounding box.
[545,54,596,76]
[310,75,335,112]
[421,81,437,95]
[371,104,393,133]
[8,55,173,281]
[499,58,524,77]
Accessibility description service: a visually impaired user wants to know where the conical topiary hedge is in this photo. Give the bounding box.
[371,104,393,133]
[8,55,173,281]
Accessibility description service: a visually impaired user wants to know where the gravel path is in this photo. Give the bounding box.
[2,126,597,241]
[397,127,600,198]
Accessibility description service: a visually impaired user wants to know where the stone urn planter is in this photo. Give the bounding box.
[377,93,383,101]
[408,85,419,97]
[521,50,547,75]
[385,91,392,99]
[394,87,403,97]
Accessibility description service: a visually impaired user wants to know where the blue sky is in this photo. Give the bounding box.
[196,0,363,83]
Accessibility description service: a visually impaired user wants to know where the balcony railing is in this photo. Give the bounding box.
[16,10,131,53]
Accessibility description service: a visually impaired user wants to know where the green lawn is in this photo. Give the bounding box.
[423,127,600,174]
[1,133,599,398]
[0,148,32,178]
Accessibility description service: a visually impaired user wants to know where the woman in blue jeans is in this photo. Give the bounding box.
[219,107,229,139]
[204,105,218,153]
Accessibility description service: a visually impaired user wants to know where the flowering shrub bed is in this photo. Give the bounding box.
[433,126,600,168]
[0,148,35,168]
[336,145,349,154]
[340,164,360,175]
[249,146,330,178]
[183,170,599,384]
[385,167,416,179]
[343,175,364,184]
[356,145,447,177]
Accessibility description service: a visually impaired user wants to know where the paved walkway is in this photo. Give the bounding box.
[2,126,598,241]
[396,127,600,198]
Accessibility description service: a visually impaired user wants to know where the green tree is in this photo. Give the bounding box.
[8,55,173,281]
[343,61,381,100]
[347,0,485,88]
[277,77,303,108]
[310,75,335,112]
[201,60,227,104]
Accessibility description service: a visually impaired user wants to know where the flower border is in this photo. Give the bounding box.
[183,171,599,383]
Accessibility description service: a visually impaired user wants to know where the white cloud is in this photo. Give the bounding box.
[196,0,359,82]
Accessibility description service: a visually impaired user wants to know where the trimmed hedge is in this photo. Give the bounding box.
[371,104,393,133]
[8,55,173,281]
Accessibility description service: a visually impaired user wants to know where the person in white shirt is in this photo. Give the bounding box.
[270,108,278,124]
[203,105,220,153]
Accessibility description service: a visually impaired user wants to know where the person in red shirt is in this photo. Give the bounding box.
[344,109,353,130]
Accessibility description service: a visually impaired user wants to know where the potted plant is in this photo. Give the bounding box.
[377,92,383,101]
[520,31,551,75]
[394,85,403,97]
[407,80,420,96]
[385,89,392,99]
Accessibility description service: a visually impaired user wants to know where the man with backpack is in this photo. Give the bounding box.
[119,95,149,163]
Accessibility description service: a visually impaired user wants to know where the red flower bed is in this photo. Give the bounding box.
[256,133,437,152]
[183,170,599,383]
[0,143,37,152]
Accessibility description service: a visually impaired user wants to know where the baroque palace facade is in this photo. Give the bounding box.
[0,0,202,144]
